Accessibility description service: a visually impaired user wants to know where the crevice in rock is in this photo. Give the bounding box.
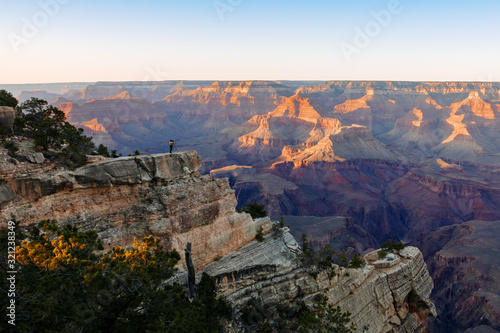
[134,156,157,182]
[386,272,404,328]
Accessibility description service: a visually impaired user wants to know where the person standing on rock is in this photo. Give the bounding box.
[169,140,174,153]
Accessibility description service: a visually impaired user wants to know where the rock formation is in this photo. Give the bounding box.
[0,150,271,270]
[0,106,15,128]
[0,141,437,331]
[9,80,500,165]
[5,80,500,331]
[201,229,436,333]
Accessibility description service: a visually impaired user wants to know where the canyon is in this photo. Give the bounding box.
[0,146,435,331]
[3,80,500,332]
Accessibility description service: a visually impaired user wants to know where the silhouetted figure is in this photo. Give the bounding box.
[185,242,196,300]
[169,140,174,153]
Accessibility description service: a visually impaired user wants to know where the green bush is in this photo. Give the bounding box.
[377,248,388,260]
[0,90,17,107]
[381,239,405,252]
[301,232,310,254]
[255,226,265,242]
[0,221,231,333]
[348,253,365,268]
[59,124,95,169]
[15,98,95,168]
[334,249,350,268]
[0,123,12,139]
[241,297,271,328]
[238,289,355,332]
[96,144,110,157]
[13,108,25,135]
[298,295,356,333]
[378,239,405,259]
[111,149,122,158]
[238,201,267,219]
[3,141,18,156]
[318,244,335,269]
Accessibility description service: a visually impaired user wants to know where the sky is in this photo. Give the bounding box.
[0,0,499,84]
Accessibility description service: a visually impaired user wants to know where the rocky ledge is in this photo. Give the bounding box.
[0,151,271,269]
[1,148,437,331]
[201,228,436,333]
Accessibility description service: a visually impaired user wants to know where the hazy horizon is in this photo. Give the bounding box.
[1,0,499,84]
[3,79,500,86]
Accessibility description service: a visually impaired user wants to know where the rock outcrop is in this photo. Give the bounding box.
[0,151,271,270]
[6,80,500,331]
[201,229,436,333]
[0,142,437,331]
[0,106,15,128]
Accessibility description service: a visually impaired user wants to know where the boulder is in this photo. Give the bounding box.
[23,152,45,164]
[0,106,15,128]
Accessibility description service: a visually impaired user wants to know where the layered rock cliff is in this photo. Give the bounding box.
[4,80,500,331]
[0,146,437,331]
[201,229,436,333]
[0,150,271,269]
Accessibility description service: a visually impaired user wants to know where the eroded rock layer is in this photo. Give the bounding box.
[0,151,271,269]
[201,229,436,333]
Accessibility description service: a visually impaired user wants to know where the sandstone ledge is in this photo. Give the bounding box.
[201,233,436,333]
[73,151,201,187]
[1,151,270,270]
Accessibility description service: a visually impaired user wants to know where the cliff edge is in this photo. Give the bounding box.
[1,148,435,331]
[202,229,436,332]
[0,150,271,269]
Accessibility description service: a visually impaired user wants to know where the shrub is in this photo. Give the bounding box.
[111,149,122,158]
[378,248,388,260]
[348,253,365,268]
[255,226,264,242]
[0,123,12,139]
[301,232,310,254]
[298,295,356,333]
[96,144,110,157]
[334,249,350,268]
[16,98,95,168]
[3,141,18,156]
[378,239,404,259]
[58,124,95,169]
[1,221,231,333]
[318,244,335,269]
[238,201,267,219]
[0,90,17,107]
[381,239,405,252]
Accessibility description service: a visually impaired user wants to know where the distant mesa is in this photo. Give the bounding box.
[450,91,495,119]
[273,124,399,168]
[103,90,135,100]
[81,118,108,133]
[268,93,325,120]
[334,88,373,113]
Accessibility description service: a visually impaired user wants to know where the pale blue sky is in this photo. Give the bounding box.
[0,0,498,84]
